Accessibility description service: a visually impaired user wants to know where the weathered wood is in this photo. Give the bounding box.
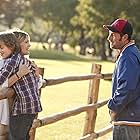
[83,64,102,136]
[29,65,113,139]
[112,121,140,126]
[80,124,113,140]
[44,73,112,86]
[0,73,112,100]
[31,99,109,129]
[102,73,112,80]
[45,74,103,86]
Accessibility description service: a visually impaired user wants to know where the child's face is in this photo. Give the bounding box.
[20,37,31,55]
[0,41,13,59]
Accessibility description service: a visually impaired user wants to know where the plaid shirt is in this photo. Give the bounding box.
[0,53,42,115]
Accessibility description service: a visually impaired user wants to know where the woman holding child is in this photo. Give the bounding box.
[0,29,43,140]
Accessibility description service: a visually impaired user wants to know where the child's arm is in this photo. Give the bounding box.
[8,64,30,87]
[0,64,30,100]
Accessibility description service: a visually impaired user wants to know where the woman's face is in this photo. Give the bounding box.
[0,41,13,59]
[20,36,31,55]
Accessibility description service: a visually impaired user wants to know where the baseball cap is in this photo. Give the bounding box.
[103,19,133,39]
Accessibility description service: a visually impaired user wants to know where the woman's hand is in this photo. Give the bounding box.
[0,88,15,99]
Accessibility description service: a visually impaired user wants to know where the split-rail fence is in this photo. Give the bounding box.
[29,63,113,140]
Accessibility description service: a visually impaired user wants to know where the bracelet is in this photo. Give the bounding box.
[15,73,20,79]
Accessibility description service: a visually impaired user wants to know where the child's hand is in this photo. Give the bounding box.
[17,64,30,79]
[31,61,40,78]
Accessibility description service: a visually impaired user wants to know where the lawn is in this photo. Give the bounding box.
[29,46,115,140]
[30,45,114,140]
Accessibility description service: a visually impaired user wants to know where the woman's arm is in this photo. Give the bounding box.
[0,87,15,99]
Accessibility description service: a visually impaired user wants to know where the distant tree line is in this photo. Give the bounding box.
[0,0,140,60]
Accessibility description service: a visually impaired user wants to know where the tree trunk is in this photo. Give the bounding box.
[79,29,86,55]
[100,38,107,60]
[79,45,86,55]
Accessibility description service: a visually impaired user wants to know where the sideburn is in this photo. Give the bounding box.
[118,33,124,41]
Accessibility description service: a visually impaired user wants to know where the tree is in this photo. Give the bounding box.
[0,0,30,29]
[32,0,78,50]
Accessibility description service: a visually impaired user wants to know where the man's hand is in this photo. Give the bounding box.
[109,110,117,123]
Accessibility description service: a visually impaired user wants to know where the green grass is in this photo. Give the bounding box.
[30,49,83,61]
[30,49,105,63]
[30,42,106,62]
[30,55,114,140]
[28,44,114,139]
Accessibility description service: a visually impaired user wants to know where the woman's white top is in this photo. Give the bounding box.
[0,60,9,125]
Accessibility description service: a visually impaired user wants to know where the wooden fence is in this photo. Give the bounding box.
[30,63,113,140]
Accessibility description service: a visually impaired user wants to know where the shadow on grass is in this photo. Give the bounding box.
[30,49,102,62]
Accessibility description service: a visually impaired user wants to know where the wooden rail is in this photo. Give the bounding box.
[43,73,112,86]
[80,125,113,140]
[29,64,113,140]
[31,99,109,128]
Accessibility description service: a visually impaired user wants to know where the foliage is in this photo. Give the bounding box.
[0,0,29,28]
[1,0,140,59]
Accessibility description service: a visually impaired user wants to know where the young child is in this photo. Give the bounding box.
[0,31,42,140]
[0,60,30,140]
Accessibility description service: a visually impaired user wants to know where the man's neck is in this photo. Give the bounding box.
[119,40,135,53]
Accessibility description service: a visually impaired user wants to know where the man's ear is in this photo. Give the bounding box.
[122,34,128,41]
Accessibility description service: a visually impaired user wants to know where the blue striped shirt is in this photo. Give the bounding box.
[0,53,42,115]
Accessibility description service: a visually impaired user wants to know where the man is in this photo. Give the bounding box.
[103,19,140,140]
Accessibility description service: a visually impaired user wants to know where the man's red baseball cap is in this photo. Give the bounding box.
[103,19,133,39]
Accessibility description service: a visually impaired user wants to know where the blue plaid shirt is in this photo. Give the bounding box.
[0,53,42,115]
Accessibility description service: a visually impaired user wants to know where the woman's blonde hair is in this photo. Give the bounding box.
[11,28,30,43]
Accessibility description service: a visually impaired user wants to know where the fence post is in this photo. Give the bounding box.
[29,67,44,140]
[83,63,102,136]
